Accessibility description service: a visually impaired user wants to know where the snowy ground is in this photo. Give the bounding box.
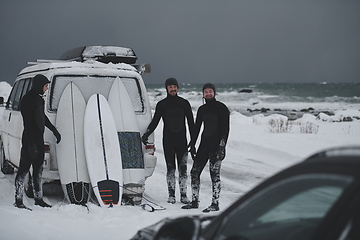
[0,110,359,240]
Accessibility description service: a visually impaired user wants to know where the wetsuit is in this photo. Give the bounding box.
[189,97,230,206]
[144,93,194,199]
[15,75,60,207]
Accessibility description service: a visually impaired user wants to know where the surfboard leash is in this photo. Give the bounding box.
[119,185,166,212]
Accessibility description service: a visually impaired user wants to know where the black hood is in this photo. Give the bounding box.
[165,78,178,89]
[202,83,216,95]
[32,74,50,94]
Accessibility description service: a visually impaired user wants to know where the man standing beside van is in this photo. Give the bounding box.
[182,83,230,212]
[141,78,194,204]
[14,74,61,210]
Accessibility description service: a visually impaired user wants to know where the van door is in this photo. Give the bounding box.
[3,79,31,166]
[1,83,17,162]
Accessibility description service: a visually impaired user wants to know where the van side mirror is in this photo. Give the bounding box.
[154,216,201,240]
[134,64,151,74]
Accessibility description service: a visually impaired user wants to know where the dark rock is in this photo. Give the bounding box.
[342,117,353,122]
[320,111,334,116]
[239,89,253,93]
[274,108,282,111]
[261,108,270,113]
[300,109,308,112]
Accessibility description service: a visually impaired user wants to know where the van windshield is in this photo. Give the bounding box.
[49,75,144,113]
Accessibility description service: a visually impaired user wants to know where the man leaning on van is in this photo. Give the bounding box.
[14,74,61,211]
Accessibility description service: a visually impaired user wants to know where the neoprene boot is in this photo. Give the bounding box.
[35,199,52,208]
[181,200,199,209]
[202,203,219,213]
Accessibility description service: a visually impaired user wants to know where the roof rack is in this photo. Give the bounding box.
[27,59,68,65]
[25,46,150,74]
[59,46,138,64]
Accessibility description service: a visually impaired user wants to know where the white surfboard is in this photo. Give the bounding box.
[84,94,123,207]
[56,82,91,205]
[108,78,145,205]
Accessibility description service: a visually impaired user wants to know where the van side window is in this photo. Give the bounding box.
[21,78,32,99]
[6,79,32,111]
[6,81,20,110]
[12,80,26,111]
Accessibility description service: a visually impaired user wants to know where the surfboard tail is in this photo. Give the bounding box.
[97,180,120,206]
[66,182,91,205]
[122,183,143,206]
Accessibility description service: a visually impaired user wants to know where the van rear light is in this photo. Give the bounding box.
[44,144,50,153]
[145,144,155,155]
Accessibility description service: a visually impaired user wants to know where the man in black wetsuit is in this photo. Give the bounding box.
[182,83,230,212]
[141,78,194,204]
[14,74,61,210]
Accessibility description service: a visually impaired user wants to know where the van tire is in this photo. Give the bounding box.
[0,142,14,174]
[25,172,34,198]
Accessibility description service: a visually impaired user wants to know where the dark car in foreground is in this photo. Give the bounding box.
[131,146,360,240]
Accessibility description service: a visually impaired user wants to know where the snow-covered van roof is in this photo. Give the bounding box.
[59,46,138,64]
[18,61,140,77]
[18,46,150,77]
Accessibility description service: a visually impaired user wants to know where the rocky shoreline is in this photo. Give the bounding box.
[235,107,360,122]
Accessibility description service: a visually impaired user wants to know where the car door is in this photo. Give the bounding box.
[205,173,356,240]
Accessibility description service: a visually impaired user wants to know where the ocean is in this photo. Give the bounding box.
[144,82,360,120]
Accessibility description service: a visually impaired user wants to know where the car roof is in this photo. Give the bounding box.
[304,145,360,162]
[202,146,360,238]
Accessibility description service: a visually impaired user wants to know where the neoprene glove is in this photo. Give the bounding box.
[29,144,38,159]
[53,129,61,144]
[141,130,150,145]
[189,145,197,160]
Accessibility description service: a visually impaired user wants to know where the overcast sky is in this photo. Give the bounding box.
[1,0,359,85]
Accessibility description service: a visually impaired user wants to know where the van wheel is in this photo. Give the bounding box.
[0,142,14,174]
[25,172,34,198]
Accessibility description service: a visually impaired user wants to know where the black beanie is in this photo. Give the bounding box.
[202,83,216,95]
[32,74,50,94]
[165,77,178,89]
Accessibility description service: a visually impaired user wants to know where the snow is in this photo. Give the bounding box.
[0,81,12,101]
[1,104,360,239]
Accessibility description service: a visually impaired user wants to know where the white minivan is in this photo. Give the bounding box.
[0,46,157,202]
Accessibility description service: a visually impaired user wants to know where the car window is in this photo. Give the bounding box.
[49,75,144,113]
[217,174,353,240]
